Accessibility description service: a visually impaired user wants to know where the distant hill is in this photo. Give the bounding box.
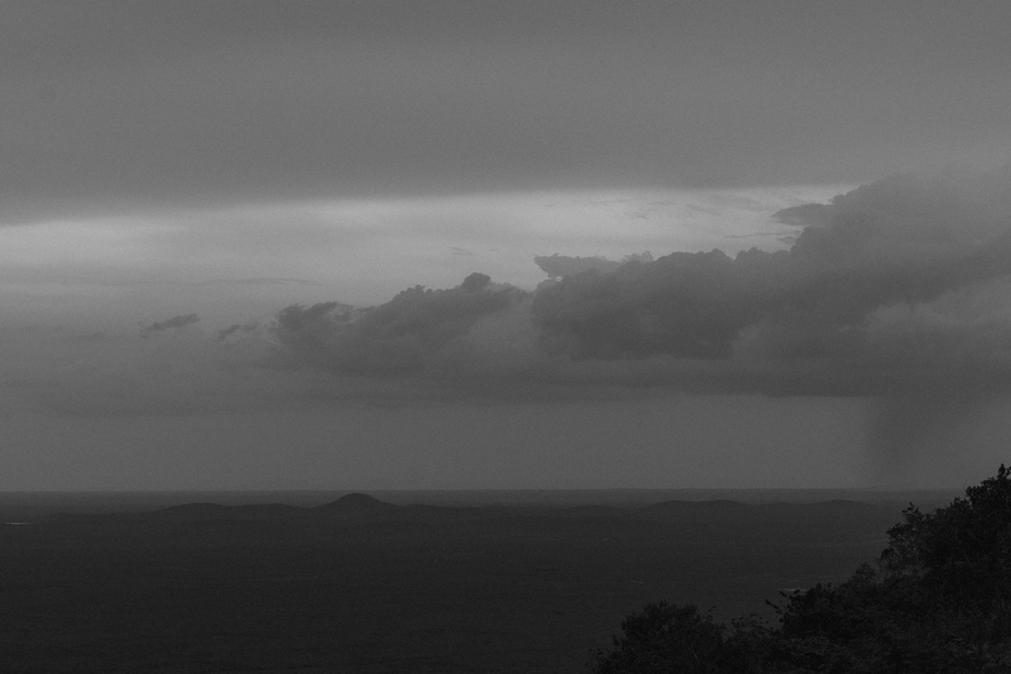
[645,499,747,513]
[146,493,399,520]
[37,494,898,537]
[157,502,230,518]
[315,492,398,514]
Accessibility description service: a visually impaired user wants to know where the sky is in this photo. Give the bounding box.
[4,1,1011,490]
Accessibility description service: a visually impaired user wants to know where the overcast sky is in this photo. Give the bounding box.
[4,1,1011,491]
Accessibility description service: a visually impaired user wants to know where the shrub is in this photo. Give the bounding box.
[591,465,1011,673]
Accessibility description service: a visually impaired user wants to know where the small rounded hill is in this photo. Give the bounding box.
[316,493,396,513]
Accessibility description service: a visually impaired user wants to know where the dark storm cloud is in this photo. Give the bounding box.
[534,255,623,279]
[533,170,1011,392]
[260,168,1011,481]
[5,1,1011,220]
[270,169,1011,396]
[272,274,530,376]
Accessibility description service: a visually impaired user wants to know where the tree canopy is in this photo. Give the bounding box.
[592,465,1011,673]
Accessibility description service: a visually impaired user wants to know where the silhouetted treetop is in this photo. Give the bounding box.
[592,464,1011,673]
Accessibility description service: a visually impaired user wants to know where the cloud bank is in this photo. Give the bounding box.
[263,167,1011,478]
[269,168,1011,396]
[272,274,532,378]
[11,169,1011,485]
[6,2,1011,221]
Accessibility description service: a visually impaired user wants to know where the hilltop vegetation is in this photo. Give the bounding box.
[593,466,1011,673]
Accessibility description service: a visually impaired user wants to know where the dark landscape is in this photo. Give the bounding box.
[0,490,927,673]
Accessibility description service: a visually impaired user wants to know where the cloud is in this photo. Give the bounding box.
[529,169,1011,389]
[533,252,653,279]
[0,187,834,319]
[7,2,1011,221]
[261,167,1011,478]
[11,168,1011,487]
[217,320,262,342]
[142,313,201,336]
[534,168,1011,481]
[267,169,1011,396]
[272,274,530,377]
[32,167,1004,477]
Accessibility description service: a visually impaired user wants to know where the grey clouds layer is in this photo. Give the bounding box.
[6,2,1011,488]
[268,169,1011,397]
[8,171,1011,487]
[4,1,1011,221]
[258,168,1011,477]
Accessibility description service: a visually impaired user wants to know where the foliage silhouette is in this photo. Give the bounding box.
[592,465,1011,673]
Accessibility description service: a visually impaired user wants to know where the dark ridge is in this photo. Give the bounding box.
[644,499,748,512]
[231,503,305,518]
[757,499,884,512]
[158,502,229,516]
[557,504,629,518]
[315,492,397,512]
